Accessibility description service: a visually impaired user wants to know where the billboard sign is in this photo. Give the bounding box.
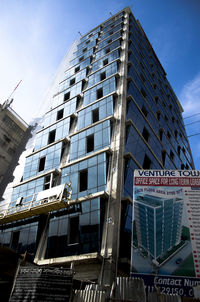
[131,170,200,297]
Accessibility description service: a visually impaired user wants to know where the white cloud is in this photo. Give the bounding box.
[180,73,200,116]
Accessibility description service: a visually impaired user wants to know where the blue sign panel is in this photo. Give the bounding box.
[131,273,200,297]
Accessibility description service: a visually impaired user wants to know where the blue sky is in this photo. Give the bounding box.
[0,0,200,168]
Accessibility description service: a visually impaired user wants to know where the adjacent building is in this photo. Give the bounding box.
[0,7,194,286]
[0,103,29,200]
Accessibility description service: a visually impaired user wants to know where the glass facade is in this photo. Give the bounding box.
[0,218,38,258]
[45,197,104,258]
[0,7,194,280]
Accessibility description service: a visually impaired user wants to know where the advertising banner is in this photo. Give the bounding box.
[131,170,200,297]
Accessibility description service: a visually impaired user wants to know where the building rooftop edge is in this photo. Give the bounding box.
[0,103,29,129]
[79,7,131,41]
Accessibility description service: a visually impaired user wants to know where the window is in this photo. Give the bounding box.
[38,156,46,172]
[83,47,87,53]
[10,231,20,250]
[48,129,56,144]
[107,39,112,44]
[90,56,93,64]
[154,96,159,104]
[140,73,145,83]
[159,129,163,141]
[139,51,144,59]
[56,109,64,121]
[70,78,75,86]
[64,92,70,101]
[142,127,150,143]
[79,56,84,62]
[79,169,88,192]
[161,151,166,166]
[82,79,87,91]
[177,146,181,156]
[86,67,90,76]
[103,58,108,66]
[100,71,106,81]
[4,134,11,143]
[109,31,113,35]
[96,88,103,99]
[60,141,67,163]
[174,130,178,139]
[76,95,82,109]
[68,216,79,245]
[170,150,174,160]
[142,154,152,169]
[141,105,148,117]
[44,175,51,190]
[75,66,80,73]
[167,131,171,140]
[92,108,99,123]
[69,115,76,131]
[140,87,146,98]
[140,62,145,70]
[156,111,161,121]
[86,134,94,153]
[105,48,110,54]
[86,40,90,45]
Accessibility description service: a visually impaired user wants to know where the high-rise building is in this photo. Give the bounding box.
[0,7,194,286]
[134,194,183,259]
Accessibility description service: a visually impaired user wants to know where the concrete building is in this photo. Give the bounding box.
[0,7,194,287]
[0,103,29,200]
[134,194,184,259]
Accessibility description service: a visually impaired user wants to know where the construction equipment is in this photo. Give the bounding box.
[2,80,22,110]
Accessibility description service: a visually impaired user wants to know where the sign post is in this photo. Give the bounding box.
[9,266,74,302]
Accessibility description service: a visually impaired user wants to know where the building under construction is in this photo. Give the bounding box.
[0,6,194,293]
[0,92,30,201]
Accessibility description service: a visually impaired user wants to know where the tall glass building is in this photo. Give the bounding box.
[0,7,194,285]
[134,194,184,259]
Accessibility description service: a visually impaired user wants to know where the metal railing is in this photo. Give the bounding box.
[0,183,72,224]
